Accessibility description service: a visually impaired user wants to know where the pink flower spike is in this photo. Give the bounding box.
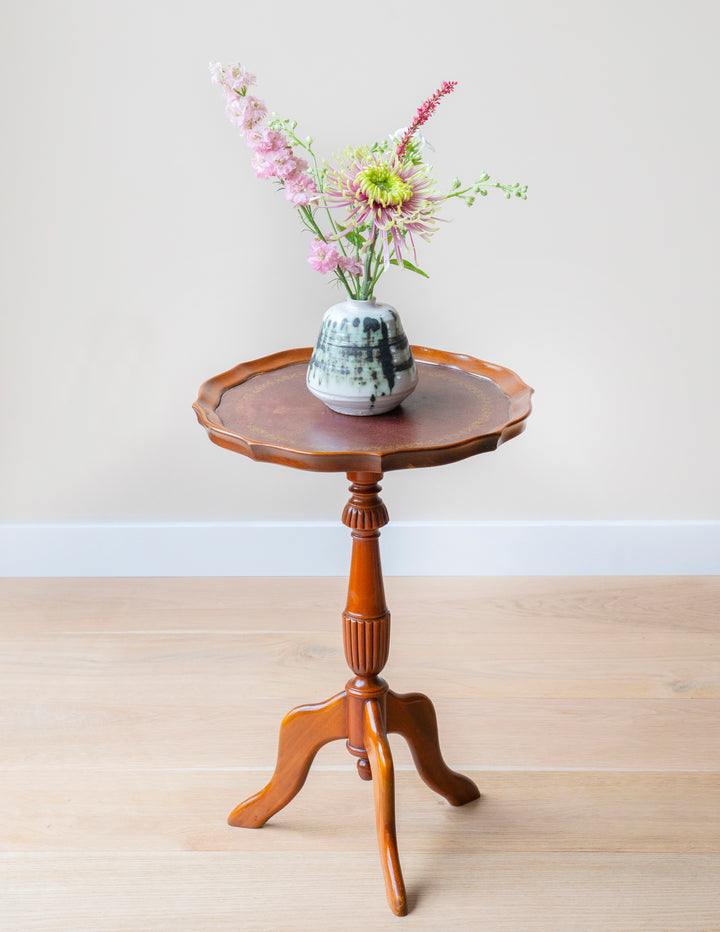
[308,238,341,274]
[396,80,457,160]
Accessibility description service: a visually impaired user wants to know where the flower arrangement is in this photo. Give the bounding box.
[209,61,527,302]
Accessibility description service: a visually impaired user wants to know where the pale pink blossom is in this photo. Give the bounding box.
[225,95,248,129]
[246,126,288,153]
[225,93,267,133]
[209,61,256,93]
[250,138,315,191]
[308,238,341,274]
[338,255,363,276]
[284,173,319,206]
[275,152,309,180]
[251,154,279,179]
[209,62,224,85]
[225,62,256,92]
[251,145,302,180]
[237,95,267,130]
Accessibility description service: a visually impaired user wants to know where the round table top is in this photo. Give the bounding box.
[193,346,533,473]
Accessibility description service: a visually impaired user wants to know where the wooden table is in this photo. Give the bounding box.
[193,346,533,916]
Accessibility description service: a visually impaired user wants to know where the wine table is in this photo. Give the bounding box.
[193,345,533,916]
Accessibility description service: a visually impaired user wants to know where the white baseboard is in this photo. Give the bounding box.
[1,520,718,576]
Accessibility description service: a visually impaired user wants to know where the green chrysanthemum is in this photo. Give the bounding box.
[355,164,414,207]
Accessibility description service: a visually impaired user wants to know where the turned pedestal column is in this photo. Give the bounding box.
[342,472,392,780]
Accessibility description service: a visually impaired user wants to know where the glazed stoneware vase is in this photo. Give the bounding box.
[306,298,418,416]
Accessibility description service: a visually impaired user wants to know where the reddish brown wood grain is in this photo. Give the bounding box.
[386,689,481,806]
[365,697,407,917]
[227,691,348,829]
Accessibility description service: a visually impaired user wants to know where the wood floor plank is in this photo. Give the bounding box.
[3,770,719,854]
[0,577,348,635]
[2,630,719,698]
[2,576,718,636]
[2,852,719,931]
[2,690,719,771]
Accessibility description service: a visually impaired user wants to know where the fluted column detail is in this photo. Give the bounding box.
[342,472,391,678]
[343,611,391,677]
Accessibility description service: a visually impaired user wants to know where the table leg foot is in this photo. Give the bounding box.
[228,690,348,828]
[386,689,481,806]
[364,697,408,917]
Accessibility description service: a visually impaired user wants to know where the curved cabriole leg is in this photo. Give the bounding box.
[228,691,348,828]
[364,698,407,917]
[386,689,480,806]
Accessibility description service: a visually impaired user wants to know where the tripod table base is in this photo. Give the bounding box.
[227,678,480,917]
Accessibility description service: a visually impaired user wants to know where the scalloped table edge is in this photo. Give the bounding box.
[192,345,534,473]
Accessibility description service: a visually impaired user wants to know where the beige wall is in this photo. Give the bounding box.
[2,0,718,526]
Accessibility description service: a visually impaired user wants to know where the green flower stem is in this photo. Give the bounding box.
[305,149,346,247]
[359,233,378,300]
[368,248,385,295]
[271,116,349,256]
[446,181,528,201]
[334,264,354,297]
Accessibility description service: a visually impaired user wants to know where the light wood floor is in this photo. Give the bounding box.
[1,577,719,931]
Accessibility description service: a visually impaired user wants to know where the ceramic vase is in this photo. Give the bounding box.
[306,298,418,416]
